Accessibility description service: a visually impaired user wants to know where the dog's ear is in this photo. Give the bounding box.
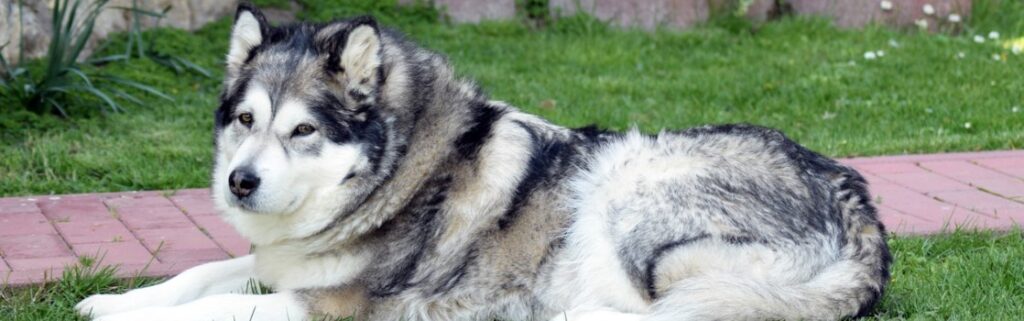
[315,16,382,108]
[226,3,269,75]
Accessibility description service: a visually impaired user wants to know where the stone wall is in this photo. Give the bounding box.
[406,0,517,23]
[1,0,235,65]
[550,0,711,30]
[790,0,971,31]
[419,0,970,31]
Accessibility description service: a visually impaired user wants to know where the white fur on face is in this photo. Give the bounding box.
[213,86,368,245]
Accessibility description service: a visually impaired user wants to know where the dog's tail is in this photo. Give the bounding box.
[646,171,892,321]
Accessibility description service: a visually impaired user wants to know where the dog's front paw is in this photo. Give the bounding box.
[76,288,177,318]
[76,294,138,318]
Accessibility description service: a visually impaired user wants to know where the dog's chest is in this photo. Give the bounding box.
[253,244,371,290]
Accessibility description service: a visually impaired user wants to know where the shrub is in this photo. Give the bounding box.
[101,0,211,77]
[0,0,170,117]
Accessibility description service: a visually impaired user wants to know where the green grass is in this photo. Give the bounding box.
[866,230,1024,320]
[1,258,163,321]
[4,230,1022,320]
[2,1,1023,196]
[250,0,293,9]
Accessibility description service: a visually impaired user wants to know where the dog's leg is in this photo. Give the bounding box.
[92,291,307,321]
[548,307,646,321]
[77,255,257,318]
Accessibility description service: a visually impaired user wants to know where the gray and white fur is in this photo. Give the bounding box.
[77,4,891,321]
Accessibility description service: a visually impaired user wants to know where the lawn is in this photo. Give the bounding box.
[1,0,1024,320]
[3,230,1022,320]
[1,0,1023,196]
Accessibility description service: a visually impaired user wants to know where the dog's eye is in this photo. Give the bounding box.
[293,123,316,137]
[238,113,254,127]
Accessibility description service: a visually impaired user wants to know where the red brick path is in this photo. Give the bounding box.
[0,189,248,286]
[1,151,1022,286]
[845,150,1024,234]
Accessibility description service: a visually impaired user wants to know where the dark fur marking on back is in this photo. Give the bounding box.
[454,103,505,161]
[572,124,618,143]
[496,121,571,230]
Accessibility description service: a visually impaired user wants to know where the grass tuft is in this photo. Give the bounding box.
[864,229,1024,319]
[1,259,162,321]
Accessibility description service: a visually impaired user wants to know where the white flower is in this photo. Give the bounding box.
[992,53,1002,61]
[880,1,894,11]
[963,122,972,129]
[915,19,929,29]
[1013,106,1020,113]
[948,14,961,23]
[864,51,878,60]
[876,50,886,57]
[888,39,900,48]
[923,4,935,15]
[1013,44,1023,55]
[974,35,985,43]
[956,52,966,59]
[989,31,1000,40]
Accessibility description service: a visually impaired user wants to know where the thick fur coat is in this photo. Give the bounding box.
[77,4,891,321]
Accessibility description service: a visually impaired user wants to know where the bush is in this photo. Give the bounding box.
[0,0,169,117]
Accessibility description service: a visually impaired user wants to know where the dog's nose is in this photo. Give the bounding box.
[229,168,261,198]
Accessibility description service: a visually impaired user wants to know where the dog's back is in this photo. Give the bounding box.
[547,124,890,320]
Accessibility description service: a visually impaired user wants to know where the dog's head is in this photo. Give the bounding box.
[211,4,399,244]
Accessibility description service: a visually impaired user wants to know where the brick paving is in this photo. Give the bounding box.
[1,150,1022,286]
[0,189,248,286]
[845,150,1024,234]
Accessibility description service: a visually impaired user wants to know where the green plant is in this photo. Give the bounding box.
[251,0,293,9]
[297,0,440,25]
[969,0,1024,35]
[518,0,550,27]
[97,0,212,77]
[0,0,170,117]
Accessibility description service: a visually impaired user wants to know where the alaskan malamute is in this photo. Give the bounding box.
[77,4,890,321]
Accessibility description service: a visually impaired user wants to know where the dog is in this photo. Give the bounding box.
[76,4,891,321]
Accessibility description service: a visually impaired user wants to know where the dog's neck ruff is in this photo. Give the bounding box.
[297,59,476,252]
